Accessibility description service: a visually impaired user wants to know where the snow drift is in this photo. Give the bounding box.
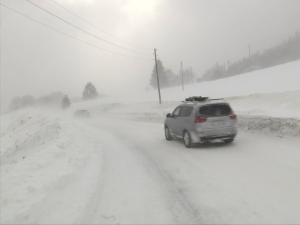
[0,109,104,224]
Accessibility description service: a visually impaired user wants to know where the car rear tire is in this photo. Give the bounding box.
[165,126,173,141]
[183,131,194,148]
[224,138,234,143]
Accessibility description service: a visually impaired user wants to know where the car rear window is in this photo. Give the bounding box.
[199,104,232,117]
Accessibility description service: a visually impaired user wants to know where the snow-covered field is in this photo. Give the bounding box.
[74,60,300,137]
[81,60,300,119]
[1,60,300,224]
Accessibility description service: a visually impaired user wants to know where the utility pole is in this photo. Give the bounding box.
[248,44,251,68]
[154,48,161,104]
[181,61,184,90]
[227,60,230,76]
[190,66,193,83]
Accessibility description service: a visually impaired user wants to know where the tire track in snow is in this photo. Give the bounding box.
[76,146,107,224]
[134,145,204,224]
[90,121,204,224]
[85,129,177,224]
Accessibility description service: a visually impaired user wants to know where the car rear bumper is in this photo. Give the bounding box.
[191,126,237,143]
[201,134,236,142]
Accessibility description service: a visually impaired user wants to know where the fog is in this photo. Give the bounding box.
[1,0,300,112]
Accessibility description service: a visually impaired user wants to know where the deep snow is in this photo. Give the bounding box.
[1,110,300,224]
[1,60,300,224]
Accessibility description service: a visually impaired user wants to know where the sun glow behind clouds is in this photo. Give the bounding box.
[64,0,94,4]
[121,0,160,21]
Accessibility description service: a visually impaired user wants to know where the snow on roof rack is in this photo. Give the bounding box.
[185,96,209,102]
[182,96,224,103]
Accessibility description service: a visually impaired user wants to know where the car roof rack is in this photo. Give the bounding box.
[185,96,209,102]
[182,96,224,103]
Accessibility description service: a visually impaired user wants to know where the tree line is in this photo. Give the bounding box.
[200,31,300,81]
[9,82,99,112]
[149,59,197,89]
[149,31,300,87]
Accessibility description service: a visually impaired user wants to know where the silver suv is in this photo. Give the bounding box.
[164,97,237,148]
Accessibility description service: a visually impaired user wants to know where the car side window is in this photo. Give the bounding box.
[179,106,193,117]
[172,107,181,117]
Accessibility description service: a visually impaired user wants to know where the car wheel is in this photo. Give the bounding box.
[165,126,173,141]
[224,138,234,143]
[183,130,193,148]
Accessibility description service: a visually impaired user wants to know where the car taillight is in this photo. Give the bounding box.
[194,117,207,123]
[230,114,237,119]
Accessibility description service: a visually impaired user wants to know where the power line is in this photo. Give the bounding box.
[0,3,152,60]
[51,0,151,51]
[26,0,151,56]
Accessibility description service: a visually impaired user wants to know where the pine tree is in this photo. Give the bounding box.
[61,95,71,109]
[9,97,22,111]
[82,82,98,100]
[150,59,169,89]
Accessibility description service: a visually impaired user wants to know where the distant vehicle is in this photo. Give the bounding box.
[74,110,91,118]
[164,96,237,148]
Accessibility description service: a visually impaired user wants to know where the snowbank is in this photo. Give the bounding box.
[237,115,300,137]
[0,109,104,224]
[227,90,300,119]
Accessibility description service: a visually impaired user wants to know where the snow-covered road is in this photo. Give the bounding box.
[1,110,299,224]
[82,116,300,224]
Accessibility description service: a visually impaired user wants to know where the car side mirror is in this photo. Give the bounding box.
[166,113,172,118]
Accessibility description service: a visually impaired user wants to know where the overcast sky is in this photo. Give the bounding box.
[1,0,300,111]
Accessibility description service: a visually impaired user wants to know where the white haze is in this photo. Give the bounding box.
[1,0,300,112]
